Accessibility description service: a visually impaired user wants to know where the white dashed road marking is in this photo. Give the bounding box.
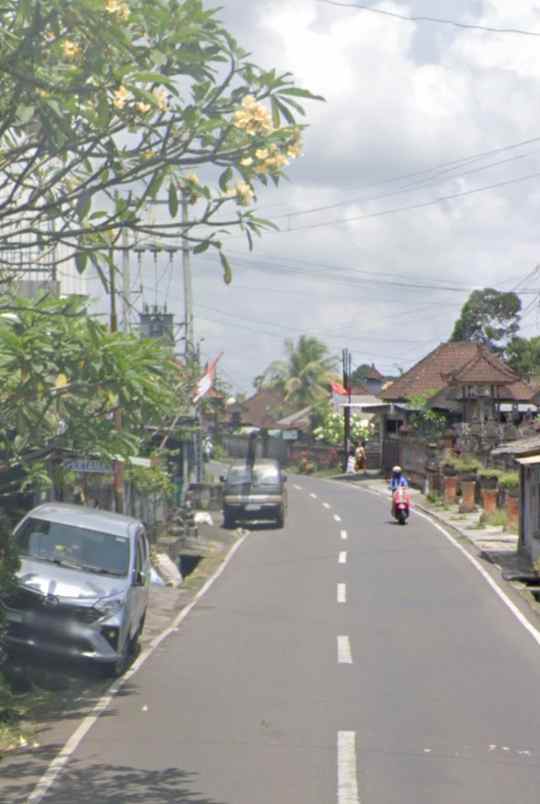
[310,492,318,499]
[341,529,348,540]
[323,502,331,509]
[293,484,302,490]
[337,583,347,603]
[338,731,360,804]
[334,514,342,523]
[339,551,347,565]
[337,636,352,664]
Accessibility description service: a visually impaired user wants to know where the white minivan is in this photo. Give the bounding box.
[2,503,150,676]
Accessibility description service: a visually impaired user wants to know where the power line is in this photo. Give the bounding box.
[276,168,540,234]
[317,0,540,38]
[271,141,540,221]
[194,301,440,346]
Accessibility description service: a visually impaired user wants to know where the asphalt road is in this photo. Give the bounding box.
[5,475,540,803]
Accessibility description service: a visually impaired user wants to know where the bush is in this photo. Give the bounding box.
[499,471,520,492]
[478,467,501,480]
[453,454,482,474]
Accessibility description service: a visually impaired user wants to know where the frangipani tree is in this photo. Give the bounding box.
[313,409,374,447]
[0,0,322,281]
[0,294,186,492]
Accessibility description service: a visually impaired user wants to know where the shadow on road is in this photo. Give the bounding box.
[1,748,228,804]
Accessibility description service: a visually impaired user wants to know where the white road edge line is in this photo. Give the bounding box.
[338,731,360,804]
[337,583,347,603]
[413,508,540,649]
[356,483,540,652]
[25,533,249,804]
[337,635,353,664]
[341,529,348,540]
[334,514,342,522]
[339,551,347,565]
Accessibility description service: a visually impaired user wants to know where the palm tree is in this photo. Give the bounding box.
[261,336,337,409]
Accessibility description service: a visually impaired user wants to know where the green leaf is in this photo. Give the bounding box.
[219,166,233,192]
[76,193,91,221]
[168,181,178,217]
[220,252,232,285]
[278,88,325,101]
[193,241,210,254]
[147,169,165,199]
[16,105,34,125]
[74,252,88,275]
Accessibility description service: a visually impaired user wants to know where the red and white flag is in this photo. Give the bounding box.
[193,352,223,403]
[331,380,348,396]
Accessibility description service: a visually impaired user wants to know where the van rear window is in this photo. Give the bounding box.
[227,465,279,484]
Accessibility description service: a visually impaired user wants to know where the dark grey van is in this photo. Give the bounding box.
[222,459,287,528]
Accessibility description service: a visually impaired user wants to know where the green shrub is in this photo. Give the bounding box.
[453,454,482,473]
[478,467,501,480]
[499,471,519,491]
[479,509,508,529]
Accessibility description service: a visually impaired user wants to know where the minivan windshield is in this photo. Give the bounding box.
[226,464,279,485]
[15,517,130,577]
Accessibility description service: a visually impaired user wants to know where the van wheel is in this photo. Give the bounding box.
[102,639,130,678]
[129,613,146,658]
[223,506,235,529]
[275,507,285,528]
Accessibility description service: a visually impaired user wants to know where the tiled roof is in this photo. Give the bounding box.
[365,364,385,380]
[445,347,519,384]
[380,342,480,401]
[505,380,537,401]
[240,387,285,428]
[350,383,372,395]
[381,341,535,401]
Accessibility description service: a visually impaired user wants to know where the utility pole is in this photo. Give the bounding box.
[121,228,130,333]
[181,191,194,359]
[180,189,203,483]
[109,251,124,513]
[342,348,352,472]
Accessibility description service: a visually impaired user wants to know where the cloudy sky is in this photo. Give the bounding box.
[102,0,540,394]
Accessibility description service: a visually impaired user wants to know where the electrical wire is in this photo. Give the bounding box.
[273,168,540,234]
[317,0,540,38]
[271,143,540,221]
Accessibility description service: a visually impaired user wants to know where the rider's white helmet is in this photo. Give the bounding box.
[392,465,402,474]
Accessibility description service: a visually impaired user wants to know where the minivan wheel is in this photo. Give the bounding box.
[223,506,235,529]
[275,506,285,528]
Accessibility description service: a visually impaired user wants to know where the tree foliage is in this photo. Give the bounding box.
[450,288,521,351]
[0,0,322,281]
[313,408,374,447]
[407,391,448,440]
[259,335,336,409]
[506,336,540,379]
[0,293,188,494]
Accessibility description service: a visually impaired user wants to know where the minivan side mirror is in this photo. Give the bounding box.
[132,570,146,587]
[219,475,226,483]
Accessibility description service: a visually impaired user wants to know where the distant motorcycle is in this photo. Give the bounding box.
[392,486,411,525]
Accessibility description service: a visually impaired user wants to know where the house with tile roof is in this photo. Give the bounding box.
[381,341,537,427]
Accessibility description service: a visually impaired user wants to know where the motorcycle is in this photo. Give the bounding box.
[392,486,411,525]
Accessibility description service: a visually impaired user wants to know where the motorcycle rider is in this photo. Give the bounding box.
[389,465,409,517]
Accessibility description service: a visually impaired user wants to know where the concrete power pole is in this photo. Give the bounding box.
[181,191,194,359]
[121,228,130,333]
[180,190,203,483]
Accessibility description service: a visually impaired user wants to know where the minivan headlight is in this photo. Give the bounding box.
[95,594,125,618]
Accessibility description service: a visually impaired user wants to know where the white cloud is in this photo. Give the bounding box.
[119,1,540,391]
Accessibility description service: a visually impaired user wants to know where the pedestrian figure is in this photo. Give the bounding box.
[354,440,367,473]
[346,448,356,474]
